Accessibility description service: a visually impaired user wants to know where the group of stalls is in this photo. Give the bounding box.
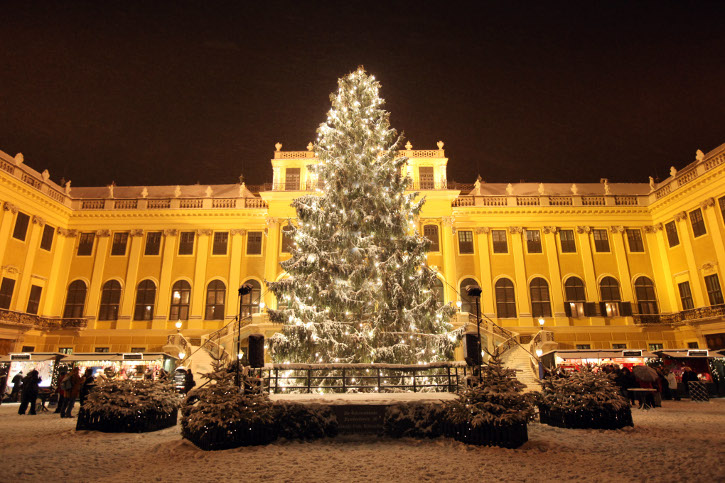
[0,352,178,398]
[541,348,725,397]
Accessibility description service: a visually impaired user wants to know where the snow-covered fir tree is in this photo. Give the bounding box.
[539,365,628,413]
[268,67,459,364]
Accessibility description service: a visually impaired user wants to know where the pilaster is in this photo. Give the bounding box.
[227,229,246,316]
[0,203,18,264]
[14,217,43,312]
[440,217,458,305]
[675,212,706,307]
[263,218,280,307]
[86,230,111,328]
[610,226,634,302]
[576,226,599,302]
[189,229,211,328]
[474,227,494,317]
[509,227,530,318]
[542,227,565,317]
[117,230,144,329]
[154,230,177,329]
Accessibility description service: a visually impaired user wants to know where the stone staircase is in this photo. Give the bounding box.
[186,345,216,384]
[501,344,541,392]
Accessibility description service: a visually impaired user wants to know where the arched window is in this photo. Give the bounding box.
[459,278,480,314]
[98,280,121,321]
[634,276,658,314]
[241,280,261,318]
[63,280,87,318]
[170,280,191,320]
[433,277,445,304]
[530,277,552,318]
[564,277,586,318]
[600,276,621,317]
[495,278,516,318]
[205,280,226,320]
[134,280,156,321]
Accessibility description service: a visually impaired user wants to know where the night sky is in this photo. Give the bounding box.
[2,1,724,189]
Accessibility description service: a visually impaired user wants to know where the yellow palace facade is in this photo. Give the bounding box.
[0,141,724,360]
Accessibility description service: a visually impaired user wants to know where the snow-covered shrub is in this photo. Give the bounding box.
[383,402,447,438]
[538,366,632,429]
[274,403,338,440]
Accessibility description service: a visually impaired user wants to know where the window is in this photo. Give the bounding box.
[459,278,480,314]
[205,280,226,320]
[687,342,699,349]
[495,278,516,318]
[241,280,261,318]
[20,346,35,352]
[26,285,42,314]
[576,344,591,350]
[648,343,663,352]
[98,280,122,321]
[95,347,110,353]
[665,221,679,247]
[600,276,621,317]
[689,209,706,237]
[626,229,644,252]
[170,280,191,320]
[458,231,473,254]
[285,167,300,190]
[12,212,30,241]
[212,232,228,255]
[133,280,156,321]
[40,224,54,251]
[634,276,658,314]
[145,231,162,255]
[423,225,439,252]
[58,347,73,355]
[559,229,576,253]
[678,282,694,311]
[592,229,610,252]
[564,277,586,318]
[720,196,725,221]
[0,278,15,309]
[77,233,95,256]
[492,230,507,253]
[612,343,627,349]
[247,231,262,255]
[63,280,87,318]
[526,230,542,253]
[130,347,146,353]
[529,277,552,317]
[704,274,724,306]
[111,232,129,256]
[281,225,294,253]
[178,231,195,255]
[419,166,435,189]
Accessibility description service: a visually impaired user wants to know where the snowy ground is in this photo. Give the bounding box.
[1,400,724,482]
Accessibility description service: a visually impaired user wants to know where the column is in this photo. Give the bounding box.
[117,230,144,329]
[13,216,44,312]
[0,203,18,263]
[227,229,246,317]
[510,227,530,318]
[263,218,280,307]
[576,226,598,301]
[85,230,111,328]
[610,227,634,302]
[701,198,725,287]
[153,229,177,330]
[41,229,75,316]
[189,229,211,329]
[543,227,565,317]
[675,211,707,307]
[645,225,677,313]
[440,217,458,306]
[474,227,494,317]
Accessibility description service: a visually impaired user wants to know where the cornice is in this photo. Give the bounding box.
[0,172,73,219]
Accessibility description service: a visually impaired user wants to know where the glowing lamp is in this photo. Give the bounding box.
[538,317,545,327]
[237,351,244,360]
[175,320,182,330]
[178,352,186,360]
[536,349,543,357]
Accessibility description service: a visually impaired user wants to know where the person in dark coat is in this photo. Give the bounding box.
[79,368,95,406]
[183,371,196,394]
[62,366,83,418]
[681,367,698,396]
[10,371,23,402]
[18,370,41,415]
[0,370,7,405]
[54,371,68,414]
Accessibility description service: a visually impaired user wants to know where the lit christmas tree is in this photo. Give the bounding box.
[268,67,459,364]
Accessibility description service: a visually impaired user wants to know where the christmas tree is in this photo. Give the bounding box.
[539,366,628,413]
[268,68,459,364]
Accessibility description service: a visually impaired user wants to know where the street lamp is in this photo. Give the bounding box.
[175,320,182,332]
[465,285,483,377]
[237,284,253,388]
[538,317,545,327]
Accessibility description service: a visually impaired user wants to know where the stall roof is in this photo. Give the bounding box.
[63,352,178,362]
[0,352,64,363]
[654,349,714,358]
[542,349,657,359]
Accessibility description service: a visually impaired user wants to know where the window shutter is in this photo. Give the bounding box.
[584,302,597,317]
[620,302,633,316]
[599,302,607,316]
[564,303,572,317]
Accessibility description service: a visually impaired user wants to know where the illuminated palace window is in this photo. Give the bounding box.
[634,276,659,314]
[170,280,191,320]
[134,279,156,321]
[600,276,621,317]
[564,277,586,318]
[205,280,226,320]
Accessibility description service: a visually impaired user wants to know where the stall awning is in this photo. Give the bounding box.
[544,349,657,360]
[654,349,713,358]
[63,354,123,362]
[0,353,63,363]
[63,352,178,362]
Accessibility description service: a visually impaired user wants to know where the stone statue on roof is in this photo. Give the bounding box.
[174,185,182,198]
[649,176,655,192]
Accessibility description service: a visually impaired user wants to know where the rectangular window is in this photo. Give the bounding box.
[285,167,300,190]
[687,341,699,349]
[559,229,576,253]
[612,343,627,349]
[111,232,129,256]
[526,230,542,253]
[492,230,507,253]
[94,347,110,353]
[20,345,35,352]
[178,231,195,255]
[247,231,262,255]
[705,274,724,306]
[603,302,620,317]
[0,277,15,309]
[665,221,679,247]
[145,231,162,255]
[40,224,54,251]
[576,344,591,350]
[418,166,435,189]
[719,196,725,222]
[281,226,294,253]
[12,212,30,241]
[648,343,664,351]
[26,285,42,314]
[423,225,439,252]
[678,282,694,310]
[690,209,706,237]
[626,229,644,252]
[592,229,610,252]
[58,347,73,355]
[212,232,228,255]
[458,230,474,254]
[130,347,146,353]
[77,233,95,256]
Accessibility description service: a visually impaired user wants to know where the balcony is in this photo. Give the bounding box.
[0,308,87,331]
[633,304,725,325]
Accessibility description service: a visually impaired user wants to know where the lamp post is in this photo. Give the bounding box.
[237,284,253,389]
[536,317,545,379]
[465,285,483,377]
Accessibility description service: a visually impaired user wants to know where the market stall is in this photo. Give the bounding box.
[60,353,177,380]
[652,349,720,397]
[540,349,656,373]
[0,353,65,401]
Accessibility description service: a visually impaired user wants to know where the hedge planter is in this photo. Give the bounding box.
[182,423,277,451]
[76,407,178,433]
[538,404,633,430]
[444,421,529,449]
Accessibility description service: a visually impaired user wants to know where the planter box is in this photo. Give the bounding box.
[444,421,528,449]
[182,423,277,451]
[76,408,178,433]
[538,405,633,430]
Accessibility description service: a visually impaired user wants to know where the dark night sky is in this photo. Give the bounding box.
[2,1,724,188]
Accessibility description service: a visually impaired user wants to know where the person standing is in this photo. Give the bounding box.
[0,370,7,405]
[183,371,196,395]
[666,370,680,401]
[55,371,68,414]
[10,371,23,402]
[62,367,83,418]
[18,370,41,415]
[79,368,94,406]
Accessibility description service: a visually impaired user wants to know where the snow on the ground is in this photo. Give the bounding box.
[270,392,458,404]
[1,400,724,482]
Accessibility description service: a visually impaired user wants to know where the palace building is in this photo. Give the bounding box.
[0,141,724,363]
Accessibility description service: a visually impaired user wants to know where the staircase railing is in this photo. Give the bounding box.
[166,333,192,355]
